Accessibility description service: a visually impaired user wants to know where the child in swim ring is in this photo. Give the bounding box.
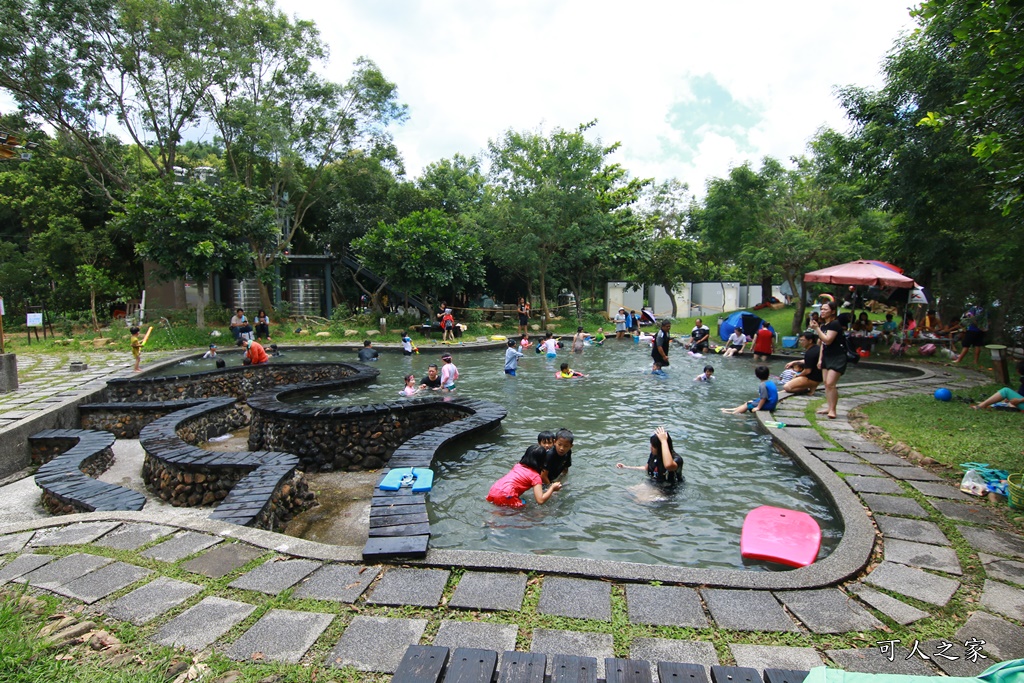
[556,362,585,379]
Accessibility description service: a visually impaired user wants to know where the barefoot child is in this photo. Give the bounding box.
[722,365,778,414]
[487,446,561,508]
[130,326,142,372]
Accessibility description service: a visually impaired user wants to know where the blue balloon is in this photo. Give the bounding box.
[934,388,952,402]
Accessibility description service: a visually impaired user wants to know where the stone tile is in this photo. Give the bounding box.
[140,531,223,563]
[829,463,884,477]
[930,499,1004,526]
[832,438,882,454]
[877,466,944,482]
[449,571,527,612]
[955,611,1024,660]
[980,579,1024,621]
[846,476,903,495]
[181,543,264,579]
[959,526,1024,561]
[532,629,614,679]
[364,567,449,607]
[94,524,175,551]
[864,561,960,606]
[858,452,909,466]
[228,558,320,595]
[0,532,34,554]
[0,553,55,584]
[980,553,1024,587]
[885,539,963,575]
[152,597,256,651]
[847,583,930,625]
[292,564,380,603]
[625,584,708,628]
[860,494,928,518]
[54,562,152,604]
[813,450,862,464]
[826,647,936,675]
[18,552,113,591]
[225,609,334,664]
[777,428,831,450]
[730,645,824,673]
[702,589,797,632]
[774,417,812,428]
[909,480,971,500]
[537,577,611,621]
[30,522,122,547]
[875,516,950,546]
[326,616,427,673]
[630,638,718,678]
[104,576,204,625]
[920,640,991,677]
[775,588,884,634]
[433,620,517,654]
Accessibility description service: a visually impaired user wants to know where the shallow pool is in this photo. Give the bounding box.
[288,341,885,570]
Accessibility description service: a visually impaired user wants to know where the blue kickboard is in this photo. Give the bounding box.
[378,467,434,492]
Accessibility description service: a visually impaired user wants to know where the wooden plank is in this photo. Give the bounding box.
[370,511,430,526]
[497,651,546,683]
[711,666,761,683]
[550,653,598,683]
[368,522,432,537]
[391,645,449,683]
[605,657,653,683]
[362,534,429,560]
[762,670,809,683]
[442,647,498,683]
[658,662,710,683]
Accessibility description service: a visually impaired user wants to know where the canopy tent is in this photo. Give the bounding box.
[804,260,917,289]
[719,310,764,341]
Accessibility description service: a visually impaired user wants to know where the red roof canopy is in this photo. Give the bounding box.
[804,260,916,289]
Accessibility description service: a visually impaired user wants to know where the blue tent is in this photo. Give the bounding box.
[718,310,765,341]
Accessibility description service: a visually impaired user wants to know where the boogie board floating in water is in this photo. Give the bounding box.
[740,505,821,568]
[378,467,434,493]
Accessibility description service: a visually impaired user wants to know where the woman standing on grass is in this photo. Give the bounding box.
[809,300,846,419]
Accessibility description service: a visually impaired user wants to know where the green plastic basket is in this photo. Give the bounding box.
[1009,473,1024,510]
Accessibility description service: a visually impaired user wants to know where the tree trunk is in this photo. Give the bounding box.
[662,284,678,318]
[196,281,207,329]
[258,280,274,317]
[790,275,807,336]
[760,275,773,304]
[538,265,549,325]
[89,289,99,332]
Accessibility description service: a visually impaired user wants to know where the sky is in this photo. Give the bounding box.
[278,0,917,195]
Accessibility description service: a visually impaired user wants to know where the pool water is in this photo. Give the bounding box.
[289,341,870,570]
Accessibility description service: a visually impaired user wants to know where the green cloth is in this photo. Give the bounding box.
[802,659,1024,683]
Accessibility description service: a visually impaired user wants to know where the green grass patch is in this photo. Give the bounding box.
[860,385,1024,474]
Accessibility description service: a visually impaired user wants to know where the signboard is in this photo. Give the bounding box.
[27,313,42,327]
[0,297,4,316]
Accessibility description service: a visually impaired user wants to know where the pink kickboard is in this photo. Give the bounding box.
[740,505,822,568]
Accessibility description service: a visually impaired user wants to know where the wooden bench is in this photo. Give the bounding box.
[390,645,810,683]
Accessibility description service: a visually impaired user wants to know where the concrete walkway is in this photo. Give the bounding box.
[1,351,1024,679]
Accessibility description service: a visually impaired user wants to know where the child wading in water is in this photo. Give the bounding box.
[130,326,143,372]
[556,362,585,379]
[487,446,561,508]
[694,365,714,382]
[440,353,459,391]
[400,374,419,396]
[540,428,574,483]
[504,339,524,376]
[616,427,683,484]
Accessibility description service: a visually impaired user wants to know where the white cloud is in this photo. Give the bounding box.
[279,0,914,193]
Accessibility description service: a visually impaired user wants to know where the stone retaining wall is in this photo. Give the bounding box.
[247,389,475,472]
[105,362,378,402]
[138,397,314,531]
[79,400,211,438]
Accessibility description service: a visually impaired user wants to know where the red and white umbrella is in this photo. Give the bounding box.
[804,260,916,289]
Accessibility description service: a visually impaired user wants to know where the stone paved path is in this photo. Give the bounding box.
[2,353,1024,677]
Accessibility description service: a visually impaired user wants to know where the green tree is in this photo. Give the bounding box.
[351,209,485,312]
[486,121,645,321]
[111,179,277,328]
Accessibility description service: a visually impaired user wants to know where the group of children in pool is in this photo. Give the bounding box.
[487,426,684,508]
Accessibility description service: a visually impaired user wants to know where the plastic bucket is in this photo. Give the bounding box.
[1009,474,1024,510]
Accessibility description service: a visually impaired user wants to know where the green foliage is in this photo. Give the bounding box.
[352,209,485,309]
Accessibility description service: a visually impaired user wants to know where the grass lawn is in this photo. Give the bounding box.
[859,383,1024,476]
